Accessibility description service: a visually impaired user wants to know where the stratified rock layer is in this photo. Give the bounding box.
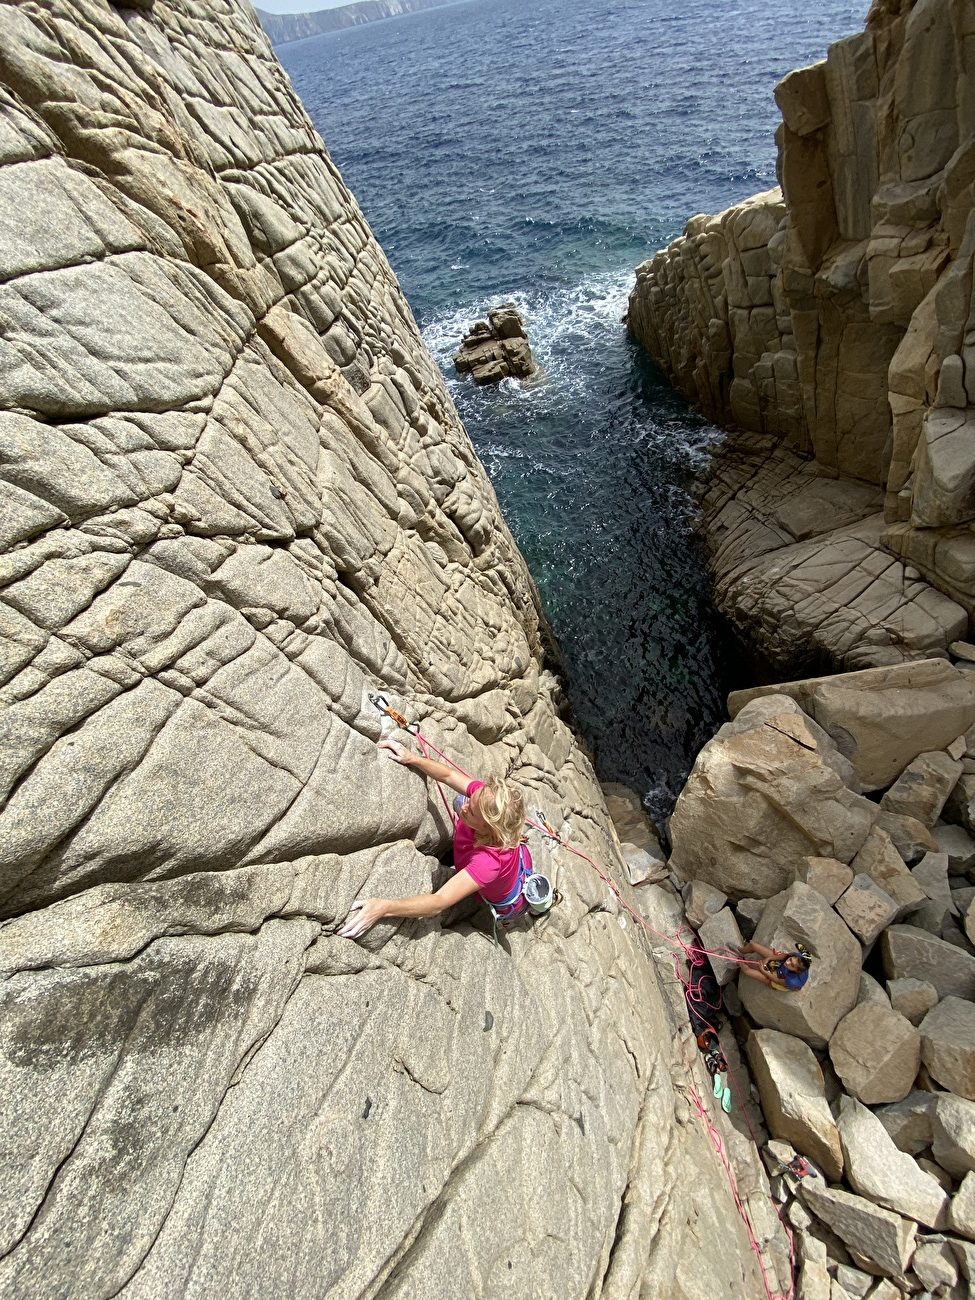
[0,3,780,1298]
[629,0,975,672]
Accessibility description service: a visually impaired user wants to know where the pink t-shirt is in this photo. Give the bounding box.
[453,780,530,906]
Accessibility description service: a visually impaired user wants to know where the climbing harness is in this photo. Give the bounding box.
[367,691,795,1300]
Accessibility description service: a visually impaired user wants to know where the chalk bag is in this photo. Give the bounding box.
[523,873,554,916]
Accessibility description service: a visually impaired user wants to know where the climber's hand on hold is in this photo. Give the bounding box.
[339,898,388,939]
[377,738,415,765]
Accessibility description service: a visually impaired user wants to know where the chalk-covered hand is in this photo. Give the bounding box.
[339,898,389,939]
[377,738,415,765]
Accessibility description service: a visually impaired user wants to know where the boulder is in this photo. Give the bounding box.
[944,772,975,835]
[910,852,955,934]
[850,828,926,917]
[920,998,975,1100]
[746,1029,843,1180]
[911,1236,959,1292]
[800,1181,917,1279]
[953,1236,975,1285]
[835,874,900,945]
[968,895,975,946]
[882,925,975,1000]
[669,697,877,899]
[877,1091,936,1155]
[858,972,891,1009]
[933,823,975,874]
[727,660,975,792]
[879,751,962,826]
[621,844,668,887]
[874,809,938,866]
[829,1003,921,1105]
[833,1265,872,1298]
[948,1171,975,1241]
[453,304,537,384]
[697,907,744,985]
[602,783,664,858]
[887,977,939,1025]
[797,1259,831,1300]
[799,857,854,905]
[685,879,727,930]
[836,1095,948,1229]
[739,883,862,1047]
[735,897,765,940]
[931,1094,975,1179]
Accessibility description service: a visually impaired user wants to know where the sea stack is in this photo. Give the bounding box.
[453,303,537,383]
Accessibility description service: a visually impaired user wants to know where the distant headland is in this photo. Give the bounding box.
[257,0,467,46]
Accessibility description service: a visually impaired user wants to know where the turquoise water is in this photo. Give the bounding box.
[280,0,868,819]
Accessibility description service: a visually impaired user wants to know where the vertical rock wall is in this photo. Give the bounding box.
[0,2,782,1296]
[629,0,975,669]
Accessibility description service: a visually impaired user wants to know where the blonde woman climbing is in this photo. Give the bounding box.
[339,740,532,940]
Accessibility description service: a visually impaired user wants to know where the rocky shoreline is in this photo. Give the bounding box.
[628,0,975,675]
[605,657,975,1298]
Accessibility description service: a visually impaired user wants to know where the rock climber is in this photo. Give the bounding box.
[737,940,812,991]
[339,740,532,939]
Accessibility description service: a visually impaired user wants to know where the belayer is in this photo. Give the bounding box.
[340,740,544,939]
[738,940,812,991]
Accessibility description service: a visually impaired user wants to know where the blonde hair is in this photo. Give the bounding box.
[477,777,526,848]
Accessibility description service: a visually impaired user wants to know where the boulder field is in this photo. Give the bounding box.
[664,660,975,1296]
[628,0,975,678]
[0,3,784,1298]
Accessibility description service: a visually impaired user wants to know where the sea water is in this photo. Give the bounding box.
[280,0,868,821]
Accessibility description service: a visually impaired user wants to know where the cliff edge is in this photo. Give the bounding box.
[629,0,975,674]
[0,2,782,1296]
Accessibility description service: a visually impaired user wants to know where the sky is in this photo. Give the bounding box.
[257,0,357,11]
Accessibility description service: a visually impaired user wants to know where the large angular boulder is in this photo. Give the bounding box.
[829,1003,921,1105]
[670,697,876,899]
[746,1028,843,1180]
[909,851,955,933]
[727,660,975,792]
[874,809,937,866]
[849,827,925,917]
[882,925,975,999]
[933,822,975,874]
[835,875,899,945]
[798,857,853,905]
[920,998,975,1100]
[837,1096,948,1229]
[931,1094,975,1179]
[948,1172,975,1241]
[887,977,939,1025]
[877,1091,936,1155]
[697,907,744,985]
[800,1182,917,1280]
[880,751,962,827]
[739,882,862,1046]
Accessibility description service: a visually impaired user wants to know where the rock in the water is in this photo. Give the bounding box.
[829,1003,921,1105]
[920,997,975,1100]
[670,697,876,899]
[887,977,939,1026]
[880,751,962,827]
[800,1181,917,1280]
[453,305,537,384]
[739,882,862,1047]
[836,1095,948,1229]
[746,1028,843,1180]
[882,925,975,1000]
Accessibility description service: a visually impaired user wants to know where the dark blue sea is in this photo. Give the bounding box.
[280,0,869,821]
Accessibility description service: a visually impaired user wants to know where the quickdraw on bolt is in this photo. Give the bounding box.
[532,809,561,842]
[368,692,420,735]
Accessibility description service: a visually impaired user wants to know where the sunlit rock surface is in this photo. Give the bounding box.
[629,0,975,672]
[0,3,783,1296]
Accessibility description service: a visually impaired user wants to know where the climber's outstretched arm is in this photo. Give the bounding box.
[338,868,481,940]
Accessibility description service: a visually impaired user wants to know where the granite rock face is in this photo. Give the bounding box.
[629,0,975,674]
[0,4,781,1298]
